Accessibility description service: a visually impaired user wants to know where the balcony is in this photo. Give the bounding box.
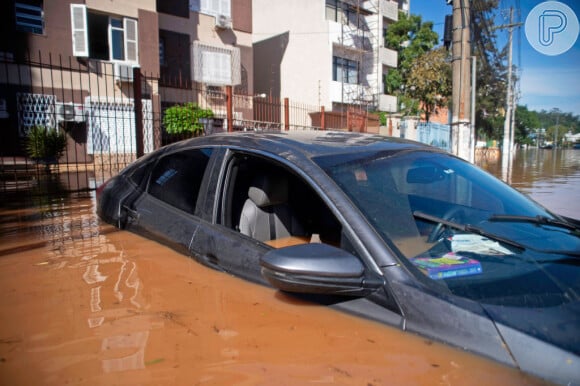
[380,0,399,22]
[330,81,375,105]
[379,94,397,112]
[379,46,397,68]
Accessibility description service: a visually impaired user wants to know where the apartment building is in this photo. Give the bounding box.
[158,0,253,110]
[0,0,252,158]
[252,0,407,115]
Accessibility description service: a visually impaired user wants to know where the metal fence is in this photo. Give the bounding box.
[417,121,451,152]
[0,54,382,195]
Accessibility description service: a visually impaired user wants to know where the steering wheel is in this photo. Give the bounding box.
[427,206,465,243]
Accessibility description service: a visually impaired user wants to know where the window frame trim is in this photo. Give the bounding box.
[70,4,138,63]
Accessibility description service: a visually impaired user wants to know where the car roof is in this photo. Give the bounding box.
[170,130,438,159]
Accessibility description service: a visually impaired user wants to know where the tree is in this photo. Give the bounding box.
[384,12,445,116]
[471,0,509,141]
[406,47,452,122]
[514,105,540,145]
[537,109,579,135]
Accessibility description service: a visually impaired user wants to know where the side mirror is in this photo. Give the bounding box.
[260,243,384,296]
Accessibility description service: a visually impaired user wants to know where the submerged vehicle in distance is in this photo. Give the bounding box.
[97,131,580,385]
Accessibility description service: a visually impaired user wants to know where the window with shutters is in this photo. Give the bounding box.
[189,0,231,18]
[192,42,241,86]
[15,1,44,35]
[70,4,138,63]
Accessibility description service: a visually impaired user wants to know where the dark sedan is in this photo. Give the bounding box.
[97,131,580,385]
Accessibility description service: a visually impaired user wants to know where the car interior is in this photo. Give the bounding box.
[239,172,308,242]
[221,154,343,249]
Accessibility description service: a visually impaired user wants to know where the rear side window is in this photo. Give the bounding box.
[148,148,212,213]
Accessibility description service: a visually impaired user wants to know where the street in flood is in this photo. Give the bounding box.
[1,148,576,385]
[479,148,580,219]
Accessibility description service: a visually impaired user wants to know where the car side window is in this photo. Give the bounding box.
[148,148,213,213]
[221,154,347,250]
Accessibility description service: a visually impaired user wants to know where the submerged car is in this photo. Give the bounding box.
[97,131,580,384]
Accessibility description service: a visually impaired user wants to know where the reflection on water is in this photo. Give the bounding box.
[0,192,553,385]
[478,148,580,219]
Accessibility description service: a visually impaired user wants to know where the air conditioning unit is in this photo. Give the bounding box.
[113,62,135,83]
[215,14,232,29]
[56,102,85,122]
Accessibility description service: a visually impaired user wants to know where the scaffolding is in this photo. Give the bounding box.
[335,0,401,113]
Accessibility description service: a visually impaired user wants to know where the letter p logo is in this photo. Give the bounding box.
[540,10,567,46]
[526,1,579,55]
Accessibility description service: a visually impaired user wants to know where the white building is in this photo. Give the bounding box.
[253,0,407,114]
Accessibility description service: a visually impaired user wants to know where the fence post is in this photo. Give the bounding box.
[133,67,144,158]
[284,98,289,131]
[226,85,233,132]
[321,106,325,130]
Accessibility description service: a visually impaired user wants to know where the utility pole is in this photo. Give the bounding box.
[500,8,522,167]
[451,0,472,160]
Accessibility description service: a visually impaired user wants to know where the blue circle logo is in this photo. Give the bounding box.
[525,1,579,56]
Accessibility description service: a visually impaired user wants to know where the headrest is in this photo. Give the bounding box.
[248,175,288,207]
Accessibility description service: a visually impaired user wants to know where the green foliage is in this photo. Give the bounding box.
[378,111,387,126]
[509,107,580,145]
[163,103,214,135]
[406,48,452,121]
[536,108,579,134]
[384,70,402,95]
[471,0,509,141]
[514,105,541,144]
[383,11,446,117]
[25,125,67,162]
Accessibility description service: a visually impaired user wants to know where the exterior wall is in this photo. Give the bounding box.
[0,0,160,158]
[158,2,254,95]
[427,106,451,125]
[0,1,158,72]
[85,0,156,19]
[232,0,252,33]
[253,0,330,108]
[0,0,78,61]
[138,9,160,75]
[253,0,402,113]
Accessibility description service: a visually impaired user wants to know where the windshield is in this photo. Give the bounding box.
[315,150,580,306]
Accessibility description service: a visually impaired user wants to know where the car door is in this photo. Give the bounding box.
[125,147,214,256]
[190,150,355,284]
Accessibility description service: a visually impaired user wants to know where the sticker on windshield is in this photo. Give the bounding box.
[525,1,579,56]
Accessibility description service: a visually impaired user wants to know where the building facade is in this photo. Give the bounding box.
[252,0,407,114]
[0,0,253,158]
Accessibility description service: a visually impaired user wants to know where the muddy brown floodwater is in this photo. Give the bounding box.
[0,190,551,386]
[479,148,580,219]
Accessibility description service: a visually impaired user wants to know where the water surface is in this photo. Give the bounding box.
[479,148,580,219]
[0,193,548,385]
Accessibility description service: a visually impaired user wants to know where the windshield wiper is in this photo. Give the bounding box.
[413,211,580,257]
[412,211,525,250]
[488,214,580,234]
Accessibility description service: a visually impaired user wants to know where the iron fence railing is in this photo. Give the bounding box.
[0,53,381,194]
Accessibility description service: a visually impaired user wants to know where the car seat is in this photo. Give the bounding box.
[239,174,305,242]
